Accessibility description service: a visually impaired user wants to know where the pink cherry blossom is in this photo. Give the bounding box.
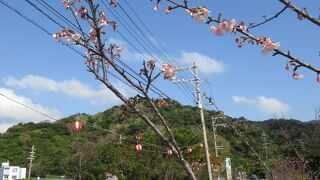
[154,3,159,12]
[210,26,223,36]
[293,72,303,80]
[162,63,176,80]
[61,0,72,9]
[165,6,171,14]
[219,19,236,34]
[75,7,88,20]
[99,12,108,27]
[239,21,247,32]
[71,33,81,41]
[259,37,280,55]
[89,28,97,41]
[186,6,210,23]
[52,33,61,43]
[317,75,320,83]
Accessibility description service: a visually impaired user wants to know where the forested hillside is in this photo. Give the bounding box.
[0,100,319,179]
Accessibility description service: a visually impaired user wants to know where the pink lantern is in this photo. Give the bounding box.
[166,149,173,155]
[73,120,82,131]
[136,144,142,153]
[187,147,193,153]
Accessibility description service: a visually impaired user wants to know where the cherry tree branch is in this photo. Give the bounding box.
[165,0,320,75]
[248,5,289,29]
[278,0,320,27]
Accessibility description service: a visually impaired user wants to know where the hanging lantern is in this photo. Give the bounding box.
[136,144,142,153]
[166,149,173,155]
[199,143,204,148]
[135,132,142,140]
[73,120,82,131]
[187,147,193,153]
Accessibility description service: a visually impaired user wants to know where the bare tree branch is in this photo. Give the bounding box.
[249,5,289,29]
[278,0,320,27]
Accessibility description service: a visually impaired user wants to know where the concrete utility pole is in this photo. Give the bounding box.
[174,62,213,180]
[262,133,268,160]
[211,116,226,158]
[27,145,36,180]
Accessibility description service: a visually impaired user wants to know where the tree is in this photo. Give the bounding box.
[54,0,197,179]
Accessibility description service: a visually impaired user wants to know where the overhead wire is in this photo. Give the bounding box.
[118,0,198,103]
[104,0,197,104]
[1,0,207,152]
[22,0,170,99]
[0,0,203,149]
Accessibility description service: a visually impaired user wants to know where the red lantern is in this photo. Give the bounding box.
[73,120,82,131]
[187,147,193,153]
[135,132,142,140]
[136,144,142,153]
[166,149,173,155]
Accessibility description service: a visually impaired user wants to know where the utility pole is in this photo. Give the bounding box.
[262,133,268,160]
[211,116,226,180]
[27,145,36,180]
[174,62,213,180]
[211,116,226,158]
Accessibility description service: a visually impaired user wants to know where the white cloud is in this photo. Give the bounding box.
[0,88,62,133]
[3,75,134,105]
[232,96,255,104]
[233,95,290,115]
[179,51,227,74]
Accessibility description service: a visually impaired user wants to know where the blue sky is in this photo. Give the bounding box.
[0,0,319,132]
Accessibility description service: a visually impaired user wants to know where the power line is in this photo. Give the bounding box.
[118,0,198,102]
[19,0,169,99]
[111,0,198,103]
[0,92,58,121]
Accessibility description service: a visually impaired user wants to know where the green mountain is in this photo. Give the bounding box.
[0,100,319,179]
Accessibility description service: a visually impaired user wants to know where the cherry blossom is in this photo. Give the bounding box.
[154,3,159,12]
[52,33,61,43]
[239,21,248,32]
[317,75,320,83]
[61,0,72,9]
[210,26,222,36]
[165,6,171,14]
[116,46,122,58]
[162,63,176,80]
[186,6,210,23]
[75,7,89,20]
[219,19,236,34]
[293,72,304,80]
[108,44,122,59]
[71,33,81,41]
[89,28,97,41]
[259,37,280,55]
[99,12,108,27]
[147,60,156,69]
